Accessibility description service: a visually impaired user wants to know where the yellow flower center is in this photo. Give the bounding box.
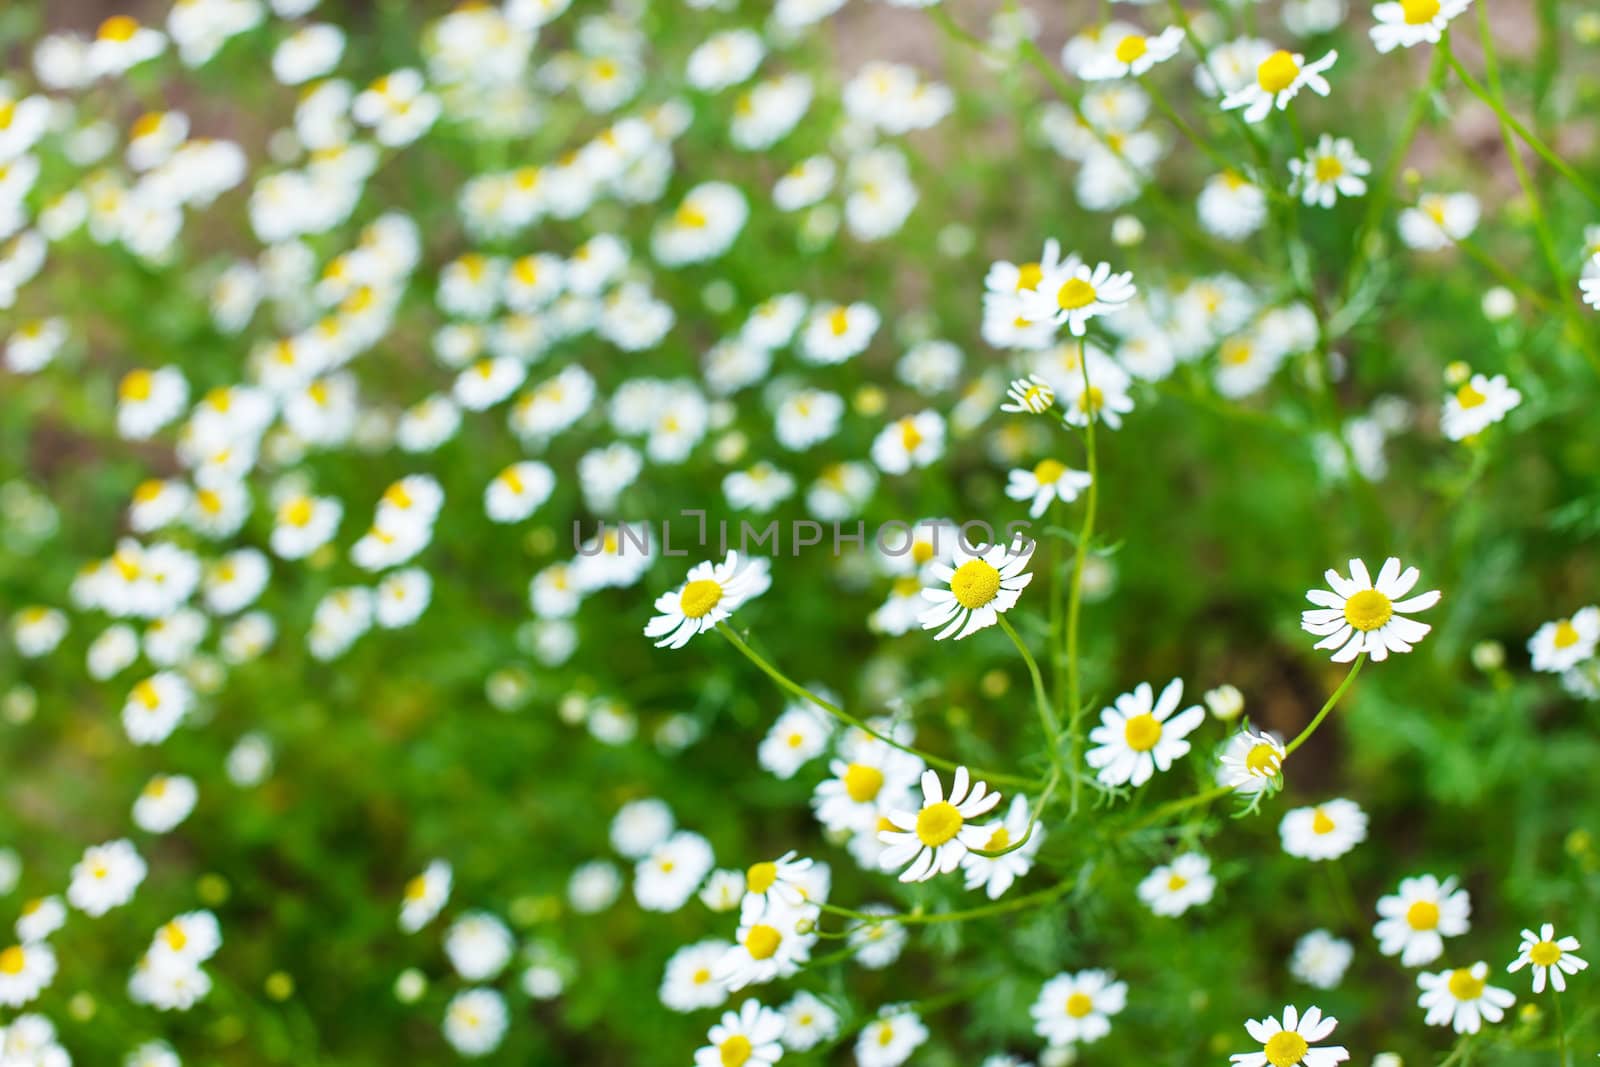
[1245,743,1281,776]
[99,15,140,41]
[1065,992,1094,1018]
[404,875,429,902]
[1342,588,1393,632]
[1309,807,1339,834]
[1264,1031,1310,1067]
[1015,262,1043,291]
[746,862,777,895]
[985,826,1011,851]
[1167,873,1188,891]
[1552,619,1580,648]
[679,579,724,619]
[1056,278,1097,311]
[162,922,188,951]
[676,203,708,229]
[1406,899,1440,931]
[719,1036,752,1067]
[898,418,924,453]
[1313,155,1343,182]
[877,1024,896,1046]
[950,559,1002,610]
[828,308,851,336]
[0,945,25,974]
[498,467,525,494]
[133,480,165,504]
[282,497,315,528]
[1529,940,1563,966]
[1455,382,1486,409]
[744,924,781,960]
[1447,968,1485,1001]
[844,763,885,802]
[120,369,154,402]
[915,801,963,847]
[1123,713,1162,752]
[1401,0,1440,23]
[133,679,161,710]
[1257,50,1301,94]
[692,967,712,984]
[1115,34,1149,63]
[1033,459,1067,484]
[911,540,935,565]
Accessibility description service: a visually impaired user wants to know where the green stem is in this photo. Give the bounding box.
[1446,53,1600,210]
[970,768,1059,858]
[1065,339,1099,818]
[1553,986,1569,1067]
[1284,655,1365,756]
[998,614,1064,780]
[715,622,1043,790]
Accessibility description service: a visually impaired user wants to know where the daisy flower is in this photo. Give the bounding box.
[1080,27,1186,80]
[1085,678,1205,788]
[717,896,817,990]
[1370,0,1472,53]
[1216,727,1285,794]
[399,860,452,933]
[1221,49,1338,123]
[1031,969,1127,1046]
[1137,852,1216,916]
[1398,192,1480,250]
[1526,606,1599,673]
[960,795,1045,900]
[695,999,786,1067]
[780,991,839,1051]
[999,374,1056,415]
[1291,931,1355,990]
[1440,373,1521,441]
[1280,799,1368,860]
[1230,1004,1349,1067]
[0,942,56,1008]
[878,767,1002,883]
[812,738,924,835]
[1374,874,1470,966]
[644,552,772,649]
[919,534,1034,640]
[1019,258,1137,337]
[1288,135,1370,208]
[1506,924,1587,993]
[1417,963,1515,1033]
[856,1006,927,1067]
[1006,459,1092,518]
[1301,557,1441,662]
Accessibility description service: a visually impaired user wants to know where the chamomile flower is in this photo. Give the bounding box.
[1289,136,1370,208]
[67,839,147,916]
[1301,557,1441,662]
[812,738,924,835]
[484,461,555,523]
[717,896,817,990]
[696,999,786,1067]
[1370,0,1472,52]
[1080,27,1186,80]
[871,412,945,475]
[644,552,772,649]
[1291,931,1355,990]
[757,703,833,780]
[879,767,1002,882]
[848,906,907,969]
[919,534,1034,640]
[399,860,452,933]
[799,302,879,364]
[1221,49,1338,123]
[1375,874,1470,966]
[15,897,66,944]
[636,831,715,913]
[1031,969,1127,1046]
[445,912,514,982]
[780,991,839,1051]
[1398,192,1480,250]
[1280,799,1368,860]
[1019,258,1137,337]
[1506,924,1586,993]
[122,671,194,745]
[1000,375,1056,414]
[661,940,732,1012]
[0,942,55,1007]
[1217,728,1285,794]
[856,1006,927,1067]
[1199,171,1270,241]
[1006,459,1092,518]
[960,795,1045,899]
[443,988,508,1057]
[1086,678,1205,787]
[1417,963,1515,1033]
[1529,615,1599,684]
[1138,851,1216,916]
[1230,1004,1349,1067]
[133,774,198,833]
[1440,372,1521,440]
